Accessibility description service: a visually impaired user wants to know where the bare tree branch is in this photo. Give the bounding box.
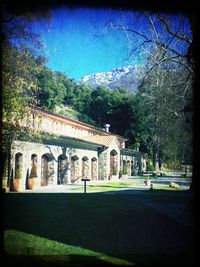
[110,22,149,41]
[156,14,192,44]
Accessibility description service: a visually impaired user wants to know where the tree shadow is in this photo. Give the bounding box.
[2,192,194,266]
[2,254,120,267]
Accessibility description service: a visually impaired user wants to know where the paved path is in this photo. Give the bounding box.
[19,184,150,193]
[13,176,191,193]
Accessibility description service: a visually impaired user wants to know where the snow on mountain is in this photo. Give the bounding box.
[79,65,145,92]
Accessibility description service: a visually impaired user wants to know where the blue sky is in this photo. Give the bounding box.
[29,7,191,81]
[31,7,146,80]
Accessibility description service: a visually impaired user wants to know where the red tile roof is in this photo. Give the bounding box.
[80,135,121,147]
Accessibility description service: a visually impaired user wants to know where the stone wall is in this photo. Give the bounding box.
[6,138,146,191]
[24,107,109,140]
[121,153,147,175]
[9,140,99,191]
[98,150,108,180]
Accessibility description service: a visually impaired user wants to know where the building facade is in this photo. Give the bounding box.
[6,105,146,191]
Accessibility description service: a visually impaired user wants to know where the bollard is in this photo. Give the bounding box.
[81,178,90,193]
[150,183,153,191]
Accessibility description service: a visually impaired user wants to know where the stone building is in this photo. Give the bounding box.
[6,105,146,191]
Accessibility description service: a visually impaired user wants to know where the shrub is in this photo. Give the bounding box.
[30,165,37,178]
[15,163,22,179]
[122,166,128,175]
[146,162,155,172]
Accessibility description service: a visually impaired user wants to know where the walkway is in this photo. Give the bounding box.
[19,182,150,193]
[12,175,191,193]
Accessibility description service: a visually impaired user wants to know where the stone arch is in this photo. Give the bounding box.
[71,155,79,182]
[82,156,89,179]
[122,159,127,174]
[58,154,69,184]
[91,157,97,180]
[110,149,118,178]
[41,153,55,186]
[31,154,37,161]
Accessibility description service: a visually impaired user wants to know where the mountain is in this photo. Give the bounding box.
[79,65,145,92]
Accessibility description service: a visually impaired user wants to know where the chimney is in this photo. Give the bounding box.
[104,124,110,132]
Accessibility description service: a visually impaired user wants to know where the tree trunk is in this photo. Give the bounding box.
[6,137,13,190]
[152,146,159,172]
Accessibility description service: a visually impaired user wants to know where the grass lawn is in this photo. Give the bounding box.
[4,229,132,265]
[2,191,194,266]
[67,181,189,193]
[70,182,145,192]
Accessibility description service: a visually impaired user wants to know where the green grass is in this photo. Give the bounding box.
[4,229,132,265]
[69,181,186,193]
[70,181,144,192]
[70,182,143,192]
[3,192,193,266]
[152,185,186,191]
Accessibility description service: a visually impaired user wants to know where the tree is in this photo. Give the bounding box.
[88,86,113,127]
[136,63,192,170]
[1,3,51,186]
[36,68,66,110]
[106,11,194,170]
[71,84,93,115]
[109,12,194,76]
[107,88,136,139]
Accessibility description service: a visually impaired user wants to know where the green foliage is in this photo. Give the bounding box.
[2,160,8,177]
[108,88,136,138]
[29,165,37,178]
[55,105,96,126]
[2,44,40,124]
[89,86,113,127]
[1,42,47,164]
[122,166,128,175]
[72,84,93,114]
[15,162,22,179]
[164,160,182,171]
[4,229,131,265]
[136,64,193,169]
[146,162,155,172]
[36,68,66,110]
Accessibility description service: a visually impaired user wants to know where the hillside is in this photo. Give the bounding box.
[54,105,96,126]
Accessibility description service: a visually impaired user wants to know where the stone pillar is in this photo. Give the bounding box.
[20,153,27,191]
[36,155,42,188]
[132,157,138,175]
[66,158,71,183]
[77,159,81,180]
[127,161,131,176]
[47,159,55,186]
[91,159,98,180]
[66,167,71,183]
[54,159,58,186]
[98,151,108,180]
[88,159,91,180]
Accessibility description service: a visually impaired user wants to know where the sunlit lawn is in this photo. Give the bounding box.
[70,181,144,192]
[3,191,194,266]
[4,229,132,265]
[69,181,189,192]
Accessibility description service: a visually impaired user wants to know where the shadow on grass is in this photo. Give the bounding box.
[2,254,124,266]
[2,191,194,266]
